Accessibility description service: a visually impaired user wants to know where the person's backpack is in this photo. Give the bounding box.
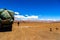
[0,9,14,20]
[0,9,14,24]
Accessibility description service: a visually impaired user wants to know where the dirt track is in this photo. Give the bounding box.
[0,22,60,40]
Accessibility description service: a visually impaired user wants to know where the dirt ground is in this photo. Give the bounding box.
[0,22,60,40]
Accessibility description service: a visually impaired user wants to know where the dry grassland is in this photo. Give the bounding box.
[0,22,60,40]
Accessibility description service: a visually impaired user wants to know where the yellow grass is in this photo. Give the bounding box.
[0,22,60,40]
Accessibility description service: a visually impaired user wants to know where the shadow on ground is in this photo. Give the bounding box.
[0,27,12,32]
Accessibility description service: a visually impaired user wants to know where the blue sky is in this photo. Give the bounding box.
[0,0,60,20]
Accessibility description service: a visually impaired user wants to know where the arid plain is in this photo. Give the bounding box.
[0,21,60,40]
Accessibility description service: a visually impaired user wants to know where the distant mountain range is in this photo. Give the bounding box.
[14,19,60,23]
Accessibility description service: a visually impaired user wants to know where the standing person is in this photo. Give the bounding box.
[0,8,14,32]
[18,21,19,26]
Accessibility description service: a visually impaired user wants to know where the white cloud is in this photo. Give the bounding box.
[14,14,60,21]
[25,15,29,16]
[26,15,38,19]
[14,15,25,18]
[15,12,19,15]
[14,15,39,21]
